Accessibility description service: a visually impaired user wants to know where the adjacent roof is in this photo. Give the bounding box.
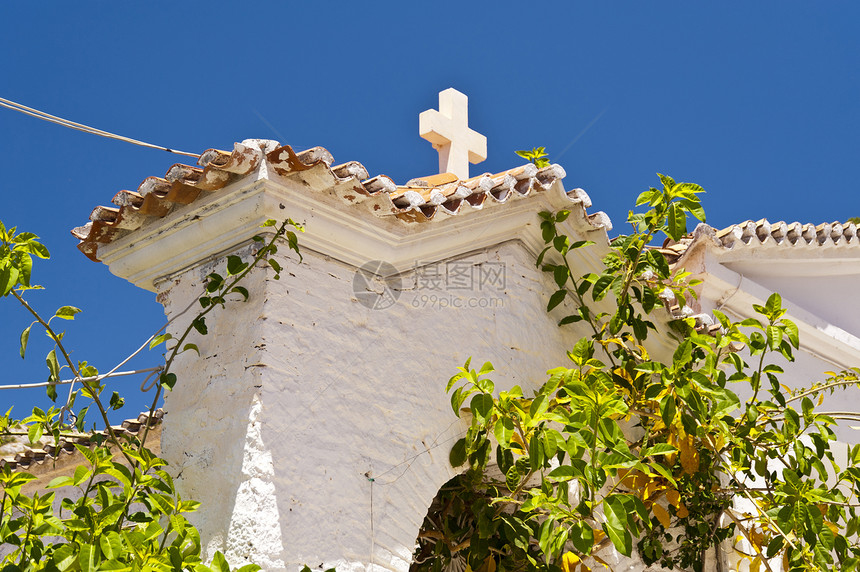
[658,219,860,266]
[1,409,163,474]
[714,219,860,251]
[72,140,605,262]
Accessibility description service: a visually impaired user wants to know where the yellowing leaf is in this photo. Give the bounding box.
[652,503,671,528]
[679,436,698,475]
[591,553,612,570]
[665,489,680,508]
[511,432,526,451]
[476,556,496,572]
[676,503,689,518]
[644,480,660,501]
[750,556,761,572]
[561,552,580,572]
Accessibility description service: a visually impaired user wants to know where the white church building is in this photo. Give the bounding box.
[60,89,860,571]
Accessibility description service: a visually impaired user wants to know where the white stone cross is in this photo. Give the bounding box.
[419,88,487,180]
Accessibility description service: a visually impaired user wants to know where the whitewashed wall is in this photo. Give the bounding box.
[158,240,592,572]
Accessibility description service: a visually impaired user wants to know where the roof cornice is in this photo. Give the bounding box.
[80,140,611,291]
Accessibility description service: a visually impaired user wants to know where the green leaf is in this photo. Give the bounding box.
[148,492,175,514]
[666,203,686,241]
[149,333,173,349]
[783,319,799,349]
[17,253,32,287]
[679,198,706,222]
[46,348,60,381]
[569,338,594,366]
[603,495,633,555]
[77,543,98,572]
[450,438,467,467]
[536,246,551,268]
[231,286,250,302]
[183,343,200,355]
[47,475,74,488]
[570,521,594,555]
[547,465,576,482]
[211,552,231,572]
[673,340,692,367]
[479,361,494,375]
[160,372,178,390]
[645,252,668,281]
[674,182,705,196]
[470,394,494,423]
[192,317,208,335]
[802,397,815,424]
[27,423,43,444]
[74,443,98,466]
[109,391,124,410]
[766,325,781,350]
[505,465,520,491]
[766,535,784,558]
[268,258,283,276]
[0,263,19,296]
[226,255,248,276]
[764,292,782,314]
[494,417,514,447]
[53,544,77,571]
[19,324,31,359]
[547,289,566,311]
[553,265,568,288]
[54,306,82,320]
[592,274,613,301]
[100,531,123,561]
[658,173,676,190]
[660,395,676,427]
[641,444,678,457]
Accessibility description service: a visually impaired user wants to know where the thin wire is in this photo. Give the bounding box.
[0,367,163,391]
[372,417,464,485]
[59,291,203,424]
[367,473,375,571]
[0,97,199,158]
[554,107,607,161]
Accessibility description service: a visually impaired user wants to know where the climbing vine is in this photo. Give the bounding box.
[0,218,301,572]
[413,171,860,572]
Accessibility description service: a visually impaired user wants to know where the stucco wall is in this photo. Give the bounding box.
[159,239,592,572]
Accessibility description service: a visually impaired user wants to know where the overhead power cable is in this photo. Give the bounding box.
[0,367,163,391]
[0,96,199,158]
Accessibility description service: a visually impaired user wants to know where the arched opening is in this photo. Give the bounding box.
[409,473,535,572]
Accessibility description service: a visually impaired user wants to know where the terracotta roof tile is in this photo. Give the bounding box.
[713,219,859,250]
[659,219,860,266]
[0,409,164,473]
[73,140,607,262]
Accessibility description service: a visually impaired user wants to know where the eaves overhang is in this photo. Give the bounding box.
[75,140,613,292]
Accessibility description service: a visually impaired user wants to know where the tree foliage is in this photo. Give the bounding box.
[414,175,860,572]
[0,219,301,572]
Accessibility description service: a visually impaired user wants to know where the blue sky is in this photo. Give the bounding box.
[1,2,859,423]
